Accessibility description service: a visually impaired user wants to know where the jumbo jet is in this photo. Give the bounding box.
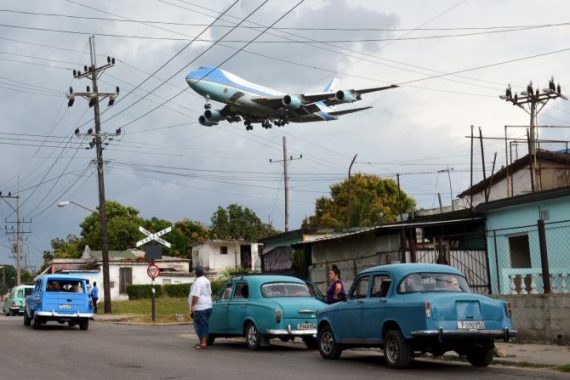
[185,66,398,131]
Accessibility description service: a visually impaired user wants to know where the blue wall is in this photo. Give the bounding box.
[485,195,570,294]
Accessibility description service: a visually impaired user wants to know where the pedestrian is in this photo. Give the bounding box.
[85,279,92,296]
[90,282,99,314]
[325,264,346,304]
[189,265,212,350]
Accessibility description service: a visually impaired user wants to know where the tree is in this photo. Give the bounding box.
[210,204,278,241]
[304,173,416,228]
[50,234,84,259]
[80,200,144,250]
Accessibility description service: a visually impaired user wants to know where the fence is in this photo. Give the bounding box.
[487,219,570,295]
[308,229,490,294]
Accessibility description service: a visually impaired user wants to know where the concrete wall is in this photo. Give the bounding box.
[495,294,570,345]
[192,242,261,274]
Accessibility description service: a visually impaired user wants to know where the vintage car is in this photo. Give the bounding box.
[208,274,325,350]
[317,263,516,369]
[24,274,94,330]
[3,285,34,316]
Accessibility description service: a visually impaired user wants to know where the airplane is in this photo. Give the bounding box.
[185,66,398,131]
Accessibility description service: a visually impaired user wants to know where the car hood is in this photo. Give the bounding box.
[269,297,325,319]
[425,292,506,321]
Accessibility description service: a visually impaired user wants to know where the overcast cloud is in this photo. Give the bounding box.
[1,0,570,270]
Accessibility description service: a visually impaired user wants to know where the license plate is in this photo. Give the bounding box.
[457,321,485,330]
[59,304,72,310]
[297,323,316,330]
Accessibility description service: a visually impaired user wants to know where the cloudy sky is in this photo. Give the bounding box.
[1,0,570,270]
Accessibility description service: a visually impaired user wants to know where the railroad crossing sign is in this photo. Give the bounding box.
[136,226,172,248]
[146,262,161,280]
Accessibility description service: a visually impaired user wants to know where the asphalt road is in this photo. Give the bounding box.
[0,315,567,380]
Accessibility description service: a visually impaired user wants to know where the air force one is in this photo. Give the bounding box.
[185,66,398,131]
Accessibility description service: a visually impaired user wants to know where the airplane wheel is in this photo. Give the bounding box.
[204,103,211,109]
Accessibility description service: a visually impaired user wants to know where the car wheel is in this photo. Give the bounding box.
[245,322,262,350]
[466,343,494,367]
[4,309,10,317]
[303,336,319,350]
[383,330,411,369]
[32,313,42,330]
[207,335,216,346]
[23,310,31,326]
[79,319,89,331]
[318,325,342,359]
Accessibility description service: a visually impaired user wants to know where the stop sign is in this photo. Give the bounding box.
[146,263,160,280]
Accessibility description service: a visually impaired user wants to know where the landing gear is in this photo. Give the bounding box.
[262,120,273,129]
[204,103,211,110]
[244,120,253,131]
[274,118,289,127]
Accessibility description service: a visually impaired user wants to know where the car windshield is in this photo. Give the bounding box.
[17,288,33,297]
[398,273,470,293]
[261,282,311,298]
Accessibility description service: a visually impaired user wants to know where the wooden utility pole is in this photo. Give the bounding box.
[67,36,120,313]
[347,154,357,227]
[269,137,301,232]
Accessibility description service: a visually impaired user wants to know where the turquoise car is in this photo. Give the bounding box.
[208,275,325,350]
[317,264,517,369]
[3,285,34,316]
[24,275,93,330]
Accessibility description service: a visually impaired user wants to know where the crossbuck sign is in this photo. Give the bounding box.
[136,226,172,248]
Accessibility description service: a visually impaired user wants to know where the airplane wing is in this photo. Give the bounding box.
[328,106,373,116]
[250,84,398,109]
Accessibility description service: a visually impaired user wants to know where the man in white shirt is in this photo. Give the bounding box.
[189,265,212,350]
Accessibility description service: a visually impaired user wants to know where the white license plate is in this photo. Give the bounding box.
[297,323,316,330]
[457,321,485,330]
[59,304,72,310]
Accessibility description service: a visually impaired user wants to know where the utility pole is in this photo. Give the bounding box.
[1,191,29,285]
[500,78,567,190]
[67,36,120,314]
[347,154,358,228]
[269,137,302,232]
[437,167,454,211]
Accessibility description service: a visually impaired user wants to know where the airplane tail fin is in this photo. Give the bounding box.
[323,77,339,92]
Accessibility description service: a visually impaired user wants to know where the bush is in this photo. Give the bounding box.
[210,278,226,298]
[163,283,191,298]
[126,284,163,300]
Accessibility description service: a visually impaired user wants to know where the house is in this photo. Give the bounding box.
[477,185,570,295]
[41,246,193,301]
[191,240,262,276]
[258,229,332,277]
[293,213,488,294]
[457,149,570,209]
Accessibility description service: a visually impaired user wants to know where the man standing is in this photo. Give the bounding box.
[189,265,212,350]
[90,282,99,314]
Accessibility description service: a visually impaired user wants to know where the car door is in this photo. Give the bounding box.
[27,280,42,313]
[335,275,370,343]
[209,282,234,334]
[361,273,392,342]
[227,281,249,333]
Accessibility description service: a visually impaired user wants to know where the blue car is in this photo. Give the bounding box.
[317,264,517,369]
[208,275,325,350]
[24,275,94,330]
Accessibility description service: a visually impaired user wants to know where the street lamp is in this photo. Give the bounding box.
[57,200,95,213]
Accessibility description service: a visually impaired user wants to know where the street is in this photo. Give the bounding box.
[0,315,566,380]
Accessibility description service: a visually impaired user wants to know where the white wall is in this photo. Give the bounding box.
[192,241,260,273]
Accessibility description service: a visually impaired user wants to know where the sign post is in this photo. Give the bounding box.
[137,226,171,323]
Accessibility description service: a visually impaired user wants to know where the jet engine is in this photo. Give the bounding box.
[199,115,217,127]
[282,95,302,108]
[335,90,355,103]
[204,109,224,122]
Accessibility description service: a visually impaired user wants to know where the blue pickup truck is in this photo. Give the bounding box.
[24,274,94,330]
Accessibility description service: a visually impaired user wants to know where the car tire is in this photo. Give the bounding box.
[79,319,89,331]
[383,330,412,369]
[466,343,494,367]
[318,325,343,359]
[32,313,42,330]
[23,310,31,326]
[207,335,216,346]
[4,309,10,317]
[245,322,262,350]
[303,337,319,350]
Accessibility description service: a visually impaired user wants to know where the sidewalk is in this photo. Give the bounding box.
[441,342,570,368]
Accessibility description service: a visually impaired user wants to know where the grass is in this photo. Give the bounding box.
[558,364,570,373]
[109,297,191,323]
